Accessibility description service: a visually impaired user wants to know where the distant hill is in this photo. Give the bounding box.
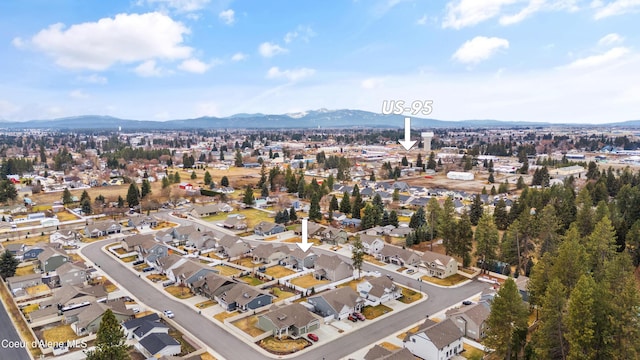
[0,109,637,130]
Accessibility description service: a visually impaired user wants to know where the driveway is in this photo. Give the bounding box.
[82,236,489,359]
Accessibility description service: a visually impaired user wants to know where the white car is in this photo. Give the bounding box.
[163,310,174,318]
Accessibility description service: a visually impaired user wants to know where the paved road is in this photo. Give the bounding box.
[0,296,32,360]
[82,218,490,360]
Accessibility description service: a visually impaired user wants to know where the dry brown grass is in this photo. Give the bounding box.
[152,221,178,230]
[398,286,422,304]
[259,336,309,354]
[22,303,39,315]
[195,300,216,309]
[271,287,296,301]
[0,279,42,357]
[213,311,237,323]
[26,284,50,296]
[165,285,193,299]
[362,304,393,319]
[15,265,36,276]
[232,257,257,268]
[42,324,80,344]
[290,274,329,289]
[363,254,386,266]
[146,274,168,282]
[379,341,401,351]
[56,210,80,222]
[462,343,486,359]
[421,273,469,286]
[231,315,267,337]
[213,265,242,277]
[200,353,218,360]
[3,234,51,247]
[135,310,155,318]
[397,325,419,340]
[283,237,321,245]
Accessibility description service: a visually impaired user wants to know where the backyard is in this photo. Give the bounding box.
[168,328,196,356]
[266,285,297,301]
[232,257,257,268]
[398,286,423,304]
[231,315,267,337]
[213,311,237,323]
[362,304,393,320]
[239,275,264,287]
[421,273,469,287]
[213,265,242,277]
[290,274,330,289]
[259,336,310,355]
[42,324,80,344]
[56,210,81,222]
[15,265,36,276]
[165,285,194,299]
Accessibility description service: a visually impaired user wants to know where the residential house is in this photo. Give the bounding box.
[254,222,285,236]
[189,203,233,218]
[192,273,238,300]
[445,303,491,341]
[217,283,273,312]
[137,333,181,358]
[5,243,26,259]
[341,218,361,227]
[22,247,45,261]
[137,239,169,264]
[156,254,187,275]
[127,216,159,230]
[420,251,458,279]
[403,319,464,360]
[6,273,42,293]
[84,220,121,238]
[168,225,200,246]
[378,246,421,267]
[360,234,385,255]
[49,230,80,247]
[319,227,348,245]
[43,284,108,309]
[389,227,412,238]
[314,254,353,282]
[294,221,324,238]
[307,287,363,320]
[218,236,251,260]
[252,244,289,264]
[168,259,217,286]
[122,313,162,339]
[57,263,88,286]
[514,275,530,302]
[222,216,248,230]
[364,345,415,360]
[38,247,69,272]
[71,301,133,335]
[132,319,170,341]
[356,276,401,305]
[257,303,320,339]
[121,234,155,252]
[288,248,318,270]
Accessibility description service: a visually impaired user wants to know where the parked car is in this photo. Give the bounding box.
[162,280,176,287]
[347,314,358,322]
[406,269,415,274]
[354,312,366,321]
[142,267,154,272]
[163,310,174,318]
[132,260,145,266]
[307,333,319,342]
[258,266,267,272]
[386,274,393,280]
[462,300,473,306]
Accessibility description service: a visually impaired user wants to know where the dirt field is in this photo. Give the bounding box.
[403,170,522,194]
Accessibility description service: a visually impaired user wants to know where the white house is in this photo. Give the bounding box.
[403,319,464,360]
[359,234,385,255]
[356,276,401,306]
[420,251,458,279]
[50,230,80,247]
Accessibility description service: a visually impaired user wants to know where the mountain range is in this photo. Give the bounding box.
[0,109,638,130]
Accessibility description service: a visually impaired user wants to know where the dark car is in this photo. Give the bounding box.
[354,312,366,321]
[307,333,319,342]
[348,314,358,322]
[462,300,473,305]
[142,267,154,272]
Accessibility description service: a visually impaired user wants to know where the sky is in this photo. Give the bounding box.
[0,0,639,124]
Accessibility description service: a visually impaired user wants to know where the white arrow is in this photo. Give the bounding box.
[398,117,417,151]
[296,218,313,252]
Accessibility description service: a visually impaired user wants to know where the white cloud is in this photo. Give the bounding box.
[135,60,163,77]
[416,14,429,25]
[0,100,20,118]
[258,42,288,58]
[218,9,235,25]
[69,89,89,99]
[195,101,220,117]
[266,67,316,82]
[26,12,192,71]
[598,33,624,46]
[78,74,108,84]
[139,0,211,13]
[11,37,25,49]
[178,58,211,73]
[593,0,640,19]
[564,47,630,69]
[361,78,385,89]
[443,0,518,29]
[231,52,247,61]
[452,36,509,64]
[284,26,316,43]
[499,0,545,25]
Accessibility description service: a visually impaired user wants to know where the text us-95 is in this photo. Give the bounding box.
[381,100,433,116]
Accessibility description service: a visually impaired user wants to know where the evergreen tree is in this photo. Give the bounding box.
[351,194,363,219]
[62,188,73,205]
[361,204,377,230]
[488,172,495,183]
[173,171,181,184]
[234,149,243,167]
[389,210,399,227]
[564,275,598,360]
[81,199,92,215]
[439,197,457,255]
[190,170,197,180]
[493,198,509,230]
[516,176,526,190]
[469,194,483,226]
[409,207,426,229]
[352,184,360,197]
[427,151,437,170]
[401,156,408,166]
[416,153,423,168]
[141,179,151,198]
[126,183,140,208]
[257,165,267,188]
[329,195,339,212]
[117,195,124,208]
[261,183,269,198]
[297,177,306,198]
[0,250,19,279]
[498,181,509,194]
[204,170,212,186]
[626,219,640,266]
[85,309,130,360]
[309,193,322,221]
[392,188,400,202]
[221,176,229,187]
[339,191,351,215]
[161,176,170,189]
[533,278,568,360]
[326,174,335,191]
[585,216,617,278]
[475,213,499,273]
[289,206,297,221]
[490,185,497,195]
[454,212,474,267]
[485,278,529,360]
[242,186,255,206]
[80,190,90,203]
[351,237,364,278]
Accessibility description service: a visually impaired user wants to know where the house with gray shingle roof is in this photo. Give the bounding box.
[445,302,491,341]
[356,276,401,305]
[314,254,353,282]
[137,333,181,358]
[257,303,320,339]
[420,251,458,279]
[307,287,363,320]
[364,345,415,360]
[403,319,464,360]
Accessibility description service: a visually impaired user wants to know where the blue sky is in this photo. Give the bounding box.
[0,0,639,123]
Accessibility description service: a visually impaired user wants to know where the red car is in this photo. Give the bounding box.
[348,314,358,322]
[307,333,319,342]
[354,312,366,321]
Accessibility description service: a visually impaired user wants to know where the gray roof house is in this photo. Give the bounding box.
[57,262,88,286]
[191,273,238,300]
[121,234,155,252]
[364,345,415,360]
[218,236,251,260]
[217,283,273,312]
[403,319,464,360]
[189,203,234,217]
[257,303,320,339]
[84,220,121,238]
[254,222,286,236]
[38,247,69,273]
[288,248,318,270]
[378,246,421,267]
[360,234,385,255]
[168,259,217,285]
[6,273,42,293]
[420,251,458,279]
[252,244,289,264]
[314,254,353,282]
[445,302,491,341]
[127,216,159,230]
[356,276,401,305]
[319,227,348,245]
[138,333,181,358]
[156,254,187,274]
[71,301,133,336]
[307,287,363,320]
[137,239,169,264]
[49,230,80,247]
[121,313,161,339]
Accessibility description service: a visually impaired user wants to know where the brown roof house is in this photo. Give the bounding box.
[403,319,464,360]
[217,283,273,312]
[364,345,415,360]
[378,246,421,267]
[192,273,238,300]
[257,303,320,339]
[252,244,289,264]
[420,251,458,279]
[307,287,363,320]
[84,220,121,238]
[356,276,401,306]
[313,254,353,282]
[445,302,491,341]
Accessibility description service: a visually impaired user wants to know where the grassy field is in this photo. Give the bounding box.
[231,315,267,337]
[233,257,257,268]
[56,210,80,222]
[3,234,51,247]
[213,265,242,277]
[202,208,273,229]
[398,286,423,304]
[213,311,237,323]
[22,303,39,315]
[165,286,194,299]
[15,265,36,276]
[152,221,178,230]
[271,287,296,301]
[26,284,50,296]
[195,300,216,309]
[363,254,386,266]
[42,324,80,344]
[462,343,485,360]
[259,336,309,354]
[239,275,265,287]
[290,274,330,289]
[362,304,393,320]
[264,265,295,278]
[421,273,469,286]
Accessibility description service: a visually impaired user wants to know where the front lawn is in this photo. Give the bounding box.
[363,254,386,266]
[379,342,401,351]
[421,273,469,286]
[195,300,216,309]
[264,265,295,278]
[259,336,310,355]
[213,265,242,277]
[22,303,39,315]
[398,286,422,304]
[231,315,267,337]
[122,256,138,263]
[112,247,128,255]
[362,304,393,320]
[147,274,168,282]
[104,280,118,293]
[290,274,329,289]
[213,311,237,323]
[42,324,80,344]
[165,286,193,299]
[239,275,264,287]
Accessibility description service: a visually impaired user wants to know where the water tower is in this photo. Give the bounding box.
[421,132,434,153]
